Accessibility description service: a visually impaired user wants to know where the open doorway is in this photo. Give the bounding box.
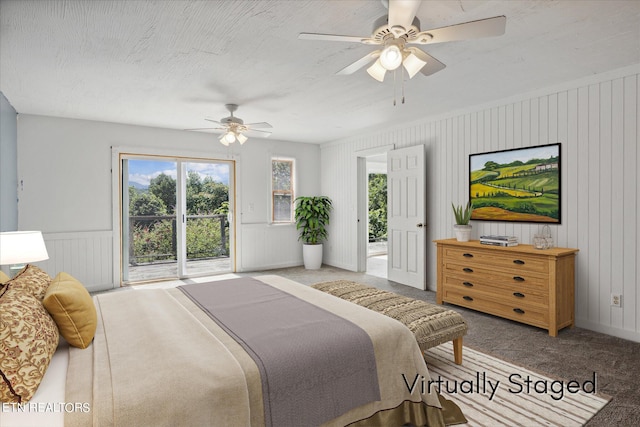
[365,154,388,279]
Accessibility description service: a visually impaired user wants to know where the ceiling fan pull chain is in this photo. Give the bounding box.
[401,67,406,104]
[393,69,397,106]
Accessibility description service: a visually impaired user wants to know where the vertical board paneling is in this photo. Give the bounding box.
[610,77,624,329]
[40,231,113,292]
[567,89,578,250]
[588,84,601,321]
[557,91,568,245]
[599,81,612,326]
[576,86,590,317]
[320,68,640,342]
[624,75,640,332]
[240,224,302,271]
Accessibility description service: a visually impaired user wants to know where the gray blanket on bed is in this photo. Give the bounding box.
[179,277,380,427]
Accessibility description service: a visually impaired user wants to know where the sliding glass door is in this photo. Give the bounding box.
[121,155,233,284]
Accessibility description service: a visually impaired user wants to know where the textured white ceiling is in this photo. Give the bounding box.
[1,0,639,144]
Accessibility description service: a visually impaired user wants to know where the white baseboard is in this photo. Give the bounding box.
[575,318,640,343]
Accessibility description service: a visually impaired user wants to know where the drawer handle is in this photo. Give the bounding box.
[513,276,525,282]
[513,259,525,265]
[463,253,474,258]
[463,281,474,287]
[513,308,525,314]
[463,268,474,273]
[463,296,474,301]
[513,292,525,298]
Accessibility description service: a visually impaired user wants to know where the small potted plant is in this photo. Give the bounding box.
[294,196,333,269]
[452,201,473,242]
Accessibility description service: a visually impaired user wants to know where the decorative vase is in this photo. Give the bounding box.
[453,225,472,242]
[302,243,323,269]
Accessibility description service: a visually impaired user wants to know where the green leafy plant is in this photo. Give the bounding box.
[452,201,474,225]
[294,196,333,245]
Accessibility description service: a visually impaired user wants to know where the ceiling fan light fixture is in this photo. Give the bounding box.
[379,43,402,70]
[367,59,387,82]
[402,52,427,79]
[218,133,230,146]
[220,131,237,145]
[237,133,248,144]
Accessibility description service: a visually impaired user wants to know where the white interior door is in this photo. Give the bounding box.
[387,145,426,289]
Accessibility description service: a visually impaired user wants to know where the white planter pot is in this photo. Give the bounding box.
[303,243,323,270]
[453,225,472,242]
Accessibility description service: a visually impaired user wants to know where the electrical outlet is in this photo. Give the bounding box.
[611,294,622,308]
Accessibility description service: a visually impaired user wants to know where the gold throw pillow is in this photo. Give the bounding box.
[43,272,97,349]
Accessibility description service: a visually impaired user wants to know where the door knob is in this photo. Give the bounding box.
[416,223,424,228]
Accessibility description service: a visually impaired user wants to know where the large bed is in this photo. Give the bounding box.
[1,272,463,427]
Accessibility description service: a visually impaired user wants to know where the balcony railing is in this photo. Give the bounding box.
[128,214,228,265]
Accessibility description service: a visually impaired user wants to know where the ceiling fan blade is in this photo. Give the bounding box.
[244,122,273,129]
[204,118,223,125]
[410,16,506,45]
[246,129,272,137]
[388,0,421,37]
[405,47,446,76]
[298,33,374,44]
[337,50,381,75]
[185,127,227,134]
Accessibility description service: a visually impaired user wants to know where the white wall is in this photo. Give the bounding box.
[17,115,320,287]
[321,65,640,343]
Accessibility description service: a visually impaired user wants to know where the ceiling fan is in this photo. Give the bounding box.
[298,0,506,82]
[187,104,272,146]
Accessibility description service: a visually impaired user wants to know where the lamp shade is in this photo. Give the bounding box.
[0,231,49,265]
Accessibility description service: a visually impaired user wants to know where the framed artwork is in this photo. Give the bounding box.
[469,143,561,223]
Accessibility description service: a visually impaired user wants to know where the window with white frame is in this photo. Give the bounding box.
[271,158,294,223]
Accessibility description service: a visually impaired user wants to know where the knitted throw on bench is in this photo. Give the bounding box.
[311,280,467,352]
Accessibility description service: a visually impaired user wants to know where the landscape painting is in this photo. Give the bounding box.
[469,143,561,223]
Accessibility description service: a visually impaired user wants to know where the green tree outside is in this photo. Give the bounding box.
[368,173,387,242]
[149,173,177,214]
[128,171,230,264]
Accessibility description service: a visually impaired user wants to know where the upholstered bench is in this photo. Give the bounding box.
[311,280,468,365]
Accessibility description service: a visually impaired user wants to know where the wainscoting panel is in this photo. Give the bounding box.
[321,66,640,342]
[38,231,114,292]
[239,223,302,271]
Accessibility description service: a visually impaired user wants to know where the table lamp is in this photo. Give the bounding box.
[0,231,49,277]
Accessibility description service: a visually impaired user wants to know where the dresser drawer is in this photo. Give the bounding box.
[443,261,548,291]
[443,275,549,307]
[443,288,549,329]
[443,247,549,274]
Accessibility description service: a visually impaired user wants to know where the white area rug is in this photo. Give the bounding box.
[424,344,610,427]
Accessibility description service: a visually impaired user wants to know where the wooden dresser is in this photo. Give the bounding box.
[434,239,579,336]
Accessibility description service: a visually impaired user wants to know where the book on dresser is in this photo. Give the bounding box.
[480,235,518,246]
[433,239,579,337]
